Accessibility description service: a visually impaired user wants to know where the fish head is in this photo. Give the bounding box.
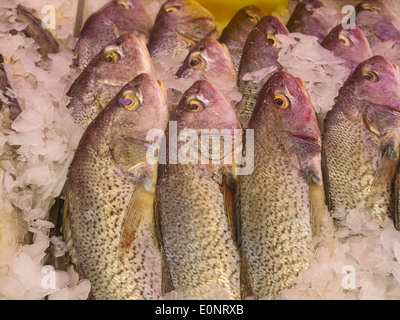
[239,16,288,75]
[356,0,395,19]
[84,73,169,171]
[340,56,400,145]
[321,24,373,72]
[175,80,241,164]
[220,5,265,42]
[176,37,236,80]
[251,71,322,182]
[152,0,217,43]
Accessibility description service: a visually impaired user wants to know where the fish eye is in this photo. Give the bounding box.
[267,34,279,47]
[274,93,290,109]
[338,32,353,47]
[189,54,206,70]
[187,99,205,112]
[305,5,314,14]
[104,48,121,63]
[119,90,143,111]
[246,12,258,23]
[117,1,130,9]
[165,5,180,13]
[362,4,377,12]
[361,68,380,82]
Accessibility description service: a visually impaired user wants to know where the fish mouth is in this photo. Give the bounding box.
[288,133,322,149]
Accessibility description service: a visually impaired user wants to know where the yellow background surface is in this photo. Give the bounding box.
[197,0,289,25]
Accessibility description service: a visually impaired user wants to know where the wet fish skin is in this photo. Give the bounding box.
[356,0,400,48]
[67,33,153,129]
[321,24,373,73]
[157,80,241,299]
[63,73,169,300]
[237,71,322,298]
[323,55,400,225]
[219,5,265,72]
[286,0,330,43]
[237,16,288,125]
[176,37,236,83]
[147,0,217,58]
[15,4,59,57]
[76,0,152,69]
[0,54,21,122]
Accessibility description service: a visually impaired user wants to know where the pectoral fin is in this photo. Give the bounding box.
[309,181,326,237]
[393,169,400,231]
[154,196,175,294]
[219,173,237,246]
[118,177,153,260]
[366,147,399,209]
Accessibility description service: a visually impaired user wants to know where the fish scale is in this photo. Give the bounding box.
[63,73,169,300]
[158,163,240,300]
[66,148,162,300]
[239,133,312,298]
[323,106,390,222]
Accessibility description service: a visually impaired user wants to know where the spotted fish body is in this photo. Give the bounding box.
[237,71,323,298]
[219,5,265,72]
[76,0,152,69]
[321,24,373,73]
[323,56,400,225]
[63,74,169,300]
[237,16,288,126]
[67,34,153,129]
[157,80,241,299]
[0,54,21,122]
[147,0,217,58]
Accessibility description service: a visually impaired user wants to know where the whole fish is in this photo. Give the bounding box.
[15,4,59,57]
[321,24,373,73]
[63,73,169,300]
[0,54,21,122]
[323,55,400,227]
[147,0,218,58]
[176,37,236,83]
[356,0,400,48]
[219,5,265,72]
[157,80,241,300]
[237,71,324,298]
[286,0,336,43]
[67,33,153,129]
[75,0,152,69]
[236,16,288,126]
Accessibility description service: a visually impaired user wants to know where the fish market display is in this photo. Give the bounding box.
[219,5,265,72]
[147,0,217,58]
[286,0,338,43]
[237,71,324,298]
[323,55,400,227]
[157,80,241,300]
[75,0,152,69]
[236,16,288,125]
[63,73,169,300]
[2,0,400,301]
[68,33,153,128]
[15,4,59,57]
[321,24,373,72]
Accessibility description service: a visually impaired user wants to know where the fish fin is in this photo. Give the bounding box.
[393,168,400,231]
[118,176,153,260]
[366,147,399,209]
[321,148,332,211]
[154,195,175,294]
[239,248,254,300]
[219,173,237,246]
[309,181,326,237]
